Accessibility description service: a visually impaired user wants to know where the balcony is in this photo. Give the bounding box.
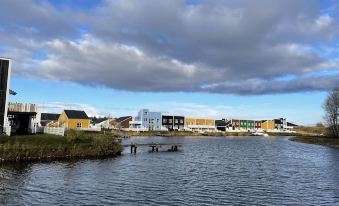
[8,103,38,113]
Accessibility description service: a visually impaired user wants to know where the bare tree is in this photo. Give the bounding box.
[323,89,339,138]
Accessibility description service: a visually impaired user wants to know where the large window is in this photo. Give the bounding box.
[76,123,82,128]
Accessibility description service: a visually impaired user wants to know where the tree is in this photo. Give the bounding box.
[323,89,339,138]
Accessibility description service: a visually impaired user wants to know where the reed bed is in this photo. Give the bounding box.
[0,130,123,163]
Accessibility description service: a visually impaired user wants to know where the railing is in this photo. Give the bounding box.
[8,102,37,113]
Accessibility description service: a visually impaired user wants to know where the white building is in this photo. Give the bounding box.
[128,109,167,131]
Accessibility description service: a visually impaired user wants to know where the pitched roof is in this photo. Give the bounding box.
[116,116,132,122]
[287,122,298,127]
[64,110,89,119]
[41,113,60,121]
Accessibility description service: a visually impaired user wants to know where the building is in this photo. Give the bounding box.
[40,113,60,127]
[261,120,275,131]
[0,58,11,135]
[230,119,240,130]
[7,103,39,135]
[185,118,216,132]
[133,109,164,131]
[58,110,90,129]
[255,121,262,130]
[162,115,185,131]
[274,118,286,130]
[215,119,228,131]
[128,117,148,132]
[116,116,132,129]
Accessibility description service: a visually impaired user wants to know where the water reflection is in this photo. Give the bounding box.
[1,136,339,205]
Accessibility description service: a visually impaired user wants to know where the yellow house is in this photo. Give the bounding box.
[185,118,216,132]
[58,110,90,129]
[261,120,275,131]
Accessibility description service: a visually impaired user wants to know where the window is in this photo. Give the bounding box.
[169,119,173,123]
[144,112,148,115]
[175,119,178,124]
[157,119,159,122]
[163,119,167,123]
[76,123,82,128]
[144,118,147,122]
[180,119,183,124]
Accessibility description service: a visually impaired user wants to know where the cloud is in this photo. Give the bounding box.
[1,0,339,95]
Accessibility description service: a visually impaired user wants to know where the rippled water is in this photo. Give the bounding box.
[1,136,339,205]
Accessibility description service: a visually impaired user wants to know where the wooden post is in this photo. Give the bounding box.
[130,145,133,154]
[134,145,137,154]
[156,147,159,152]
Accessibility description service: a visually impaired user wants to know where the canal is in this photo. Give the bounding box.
[1,136,339,205]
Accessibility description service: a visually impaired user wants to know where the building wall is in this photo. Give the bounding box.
[255,121,262,129]
[185,118,215,126]
[247,120,255,129]
[162,115,174,130]
[231,119,240,130]
[261,120,275,130]
[68,119,90,129]
[240,120,248,129]
[119,117,132,128]
[174,116,185,130]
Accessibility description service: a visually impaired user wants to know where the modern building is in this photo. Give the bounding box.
[7,103,39,135]
[274,118,286,130]
[0,58,11,135]
[129,109,165,131]
[58,110,90,129]
[162,115,185,131]
[40,113,60,127]
[185,118,216,132]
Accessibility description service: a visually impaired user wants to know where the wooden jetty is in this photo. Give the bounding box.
[123,143,182,154]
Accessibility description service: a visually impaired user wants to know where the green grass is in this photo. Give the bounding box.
[289,136,339,147]
[0,131,123,163]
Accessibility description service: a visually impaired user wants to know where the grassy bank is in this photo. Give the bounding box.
[0,131,123,163]
[289,136,339,148]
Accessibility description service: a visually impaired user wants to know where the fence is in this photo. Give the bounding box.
[43,127,65,136]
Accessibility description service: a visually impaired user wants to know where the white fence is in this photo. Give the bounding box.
[43,127,65,136]
[75,127,101,132]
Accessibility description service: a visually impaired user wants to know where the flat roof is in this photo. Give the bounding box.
[8,111,37,116]
[0,57,11,60]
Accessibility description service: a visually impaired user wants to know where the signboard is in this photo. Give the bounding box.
[0,58,11,134]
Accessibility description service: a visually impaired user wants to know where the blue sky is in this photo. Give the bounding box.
[2,0,339,125]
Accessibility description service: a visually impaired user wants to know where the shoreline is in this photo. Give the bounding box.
[289,136,339,148]
[112,130,299,137]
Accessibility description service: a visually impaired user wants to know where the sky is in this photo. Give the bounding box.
[1,0,339,125]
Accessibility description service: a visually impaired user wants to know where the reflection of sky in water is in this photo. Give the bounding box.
[1,136,339,205]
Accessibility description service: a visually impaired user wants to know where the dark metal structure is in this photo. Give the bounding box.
[0,58,10,134]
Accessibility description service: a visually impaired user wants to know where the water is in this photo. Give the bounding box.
[1,136,339,205]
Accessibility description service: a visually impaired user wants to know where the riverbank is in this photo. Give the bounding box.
[289,136,339,148]
[111,130,299,137]
[0,131,123,163]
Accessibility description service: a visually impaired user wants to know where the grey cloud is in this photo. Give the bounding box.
[1,0,339,95]
[0,0,78,39]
